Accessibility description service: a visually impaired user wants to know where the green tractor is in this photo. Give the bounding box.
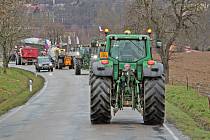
[90,38,106,60]
[90,28,110,60]
[89,32,165,125]
[73,45,91,75]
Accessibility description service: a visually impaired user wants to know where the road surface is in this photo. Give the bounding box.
[0,65,189,140]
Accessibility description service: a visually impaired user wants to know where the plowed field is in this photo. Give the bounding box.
[169,52,210,86]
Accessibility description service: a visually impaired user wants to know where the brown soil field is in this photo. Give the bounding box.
[169,52,210,87]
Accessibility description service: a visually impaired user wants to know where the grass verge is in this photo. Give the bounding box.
[0,67,44,116]
[166,85,210,140]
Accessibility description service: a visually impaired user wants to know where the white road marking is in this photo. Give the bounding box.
[163,123,179,140]
[0,106,24,123]
[49,73,53,76]
[25,81,48,105]
[0,80,48,123]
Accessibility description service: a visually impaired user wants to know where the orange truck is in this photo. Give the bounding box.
[64,55,73,69]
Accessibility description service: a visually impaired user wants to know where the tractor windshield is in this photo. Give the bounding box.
[110,40,146,62]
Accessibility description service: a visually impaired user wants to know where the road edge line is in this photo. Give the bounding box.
[26,80,48,105]
[163,123,179,140]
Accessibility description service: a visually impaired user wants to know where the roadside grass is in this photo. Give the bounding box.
[166,85,210,140]
[0,67,44,116]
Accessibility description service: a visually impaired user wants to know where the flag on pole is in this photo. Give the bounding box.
[44,39,51,49]
[99,26,103,32]
[76,36,80,45]
[68,36,71,45]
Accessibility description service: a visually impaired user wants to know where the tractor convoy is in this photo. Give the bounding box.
[14,29,165,125]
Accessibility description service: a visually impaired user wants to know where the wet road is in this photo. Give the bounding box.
[0,65,188,140]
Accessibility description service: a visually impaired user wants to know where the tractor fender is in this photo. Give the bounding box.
[92,62,113,76]
[143,63,164,78]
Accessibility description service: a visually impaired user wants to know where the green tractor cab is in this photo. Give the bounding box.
[89,32,165,125]
[72,45,91,75]
[90,39,106,60]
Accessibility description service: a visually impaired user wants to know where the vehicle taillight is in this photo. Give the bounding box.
[147,60,155,65]
[101,60,109,65]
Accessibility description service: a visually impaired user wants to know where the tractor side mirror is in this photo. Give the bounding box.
[156,40,162,48]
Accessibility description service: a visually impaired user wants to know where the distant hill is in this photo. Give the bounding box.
[35,0,126,27]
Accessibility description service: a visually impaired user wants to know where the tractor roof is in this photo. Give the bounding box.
[107,34,150,40]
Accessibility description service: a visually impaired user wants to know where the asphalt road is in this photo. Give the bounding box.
[0,64,189,140]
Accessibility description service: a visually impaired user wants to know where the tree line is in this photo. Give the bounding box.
[0,0,32,73]
[125,0,210,83]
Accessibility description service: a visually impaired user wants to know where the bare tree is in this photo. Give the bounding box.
[0,0,31,73]
[40,21,65,45]
[185,6,210,51]
[126,0,208,83]
[95,2,124,33]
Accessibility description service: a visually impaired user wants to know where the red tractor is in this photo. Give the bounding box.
[15,46,39,65]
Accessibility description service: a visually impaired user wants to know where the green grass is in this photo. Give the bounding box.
[0,67,44,116]
[166,85,210,139]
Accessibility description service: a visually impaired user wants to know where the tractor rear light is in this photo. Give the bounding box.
[101,60,109,65]
[147,60,155,65]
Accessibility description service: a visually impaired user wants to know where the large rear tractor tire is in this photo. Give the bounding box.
[90,75,111,124]
[69,65,73,69]
[89,72,93,85]
[16,56,21,65]
[16,56,20,65]
[15,58,18,65]
[18,57,21,65]
[37,69,40,73]
[75,59,81,75]
[143,76,165,125]
[58,63,62,69]
[21,58,25,65]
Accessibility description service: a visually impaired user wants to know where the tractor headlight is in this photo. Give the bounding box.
[93,55,98,59]
[49,63,53,66]
[38,64,42,67]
